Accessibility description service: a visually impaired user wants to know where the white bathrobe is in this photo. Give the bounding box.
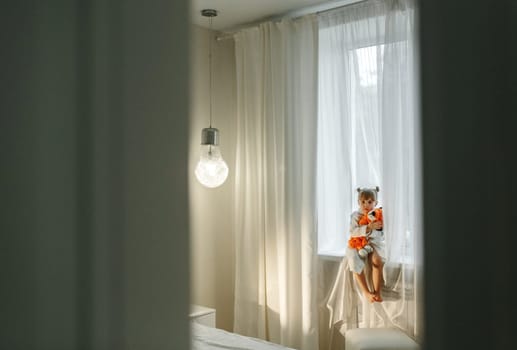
[346,210,386,274]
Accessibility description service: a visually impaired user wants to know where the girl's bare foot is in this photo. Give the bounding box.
[363,291,377,303]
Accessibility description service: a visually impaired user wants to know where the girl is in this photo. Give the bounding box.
[347,187,386,303]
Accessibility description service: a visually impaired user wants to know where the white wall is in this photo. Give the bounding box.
[189,25,237,332]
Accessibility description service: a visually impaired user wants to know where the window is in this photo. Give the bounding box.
[317,43,385,258]
[316,9,419,265]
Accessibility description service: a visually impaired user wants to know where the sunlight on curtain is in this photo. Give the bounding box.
[318,0,423,346]
[233,16,319,350]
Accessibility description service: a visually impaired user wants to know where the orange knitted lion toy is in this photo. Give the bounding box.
[348,207,383,258]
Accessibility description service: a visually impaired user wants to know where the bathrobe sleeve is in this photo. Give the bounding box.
[349,211,367,237]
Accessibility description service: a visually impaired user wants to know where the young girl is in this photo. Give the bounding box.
[347,187,386,303]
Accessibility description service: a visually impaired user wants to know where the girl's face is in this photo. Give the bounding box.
[359,197,377,213]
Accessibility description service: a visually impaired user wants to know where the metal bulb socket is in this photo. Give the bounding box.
[201,127,219,146]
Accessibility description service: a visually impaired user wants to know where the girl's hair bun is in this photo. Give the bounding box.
[357,186,380,200]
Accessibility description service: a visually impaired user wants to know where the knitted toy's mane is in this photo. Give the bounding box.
[358,207,383,226]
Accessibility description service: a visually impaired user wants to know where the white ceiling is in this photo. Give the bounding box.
[191,0,360,32]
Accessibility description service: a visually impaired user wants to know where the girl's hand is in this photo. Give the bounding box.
[369,221,383,230]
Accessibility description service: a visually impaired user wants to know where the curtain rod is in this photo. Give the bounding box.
[299,0,371,17]
[215,0,369,41]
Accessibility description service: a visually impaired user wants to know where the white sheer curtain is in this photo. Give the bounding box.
[318,0,422,346]
[233,16,319,350]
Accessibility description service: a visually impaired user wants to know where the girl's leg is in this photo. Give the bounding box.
[354,272,376,303]
[370,250,384,302]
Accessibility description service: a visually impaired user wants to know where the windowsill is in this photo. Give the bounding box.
[318,249,346,262]
[318,249,415,266]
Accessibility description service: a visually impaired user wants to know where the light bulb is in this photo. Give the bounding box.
[195,144,229,188]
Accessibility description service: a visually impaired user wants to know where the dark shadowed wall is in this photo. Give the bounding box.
[420,0,516,349]
[1,1,190,349]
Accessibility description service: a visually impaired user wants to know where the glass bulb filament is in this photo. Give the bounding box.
[195,145,228,188]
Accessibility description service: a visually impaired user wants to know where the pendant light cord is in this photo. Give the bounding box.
[209,15,213,128]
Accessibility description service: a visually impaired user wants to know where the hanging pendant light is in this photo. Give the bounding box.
[195,9,229,188]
